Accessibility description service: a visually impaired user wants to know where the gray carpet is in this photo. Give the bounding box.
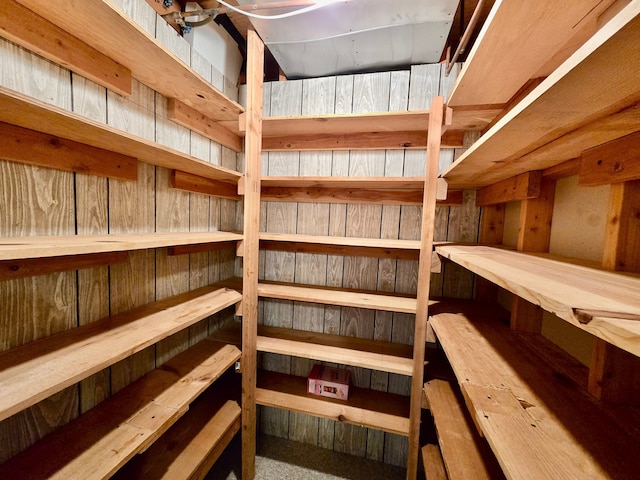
[206,434,407,479]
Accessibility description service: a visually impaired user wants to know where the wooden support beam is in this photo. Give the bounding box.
[261,129,464,151]
[543,158,581,180]
[408,96,445,480]
[167,241,239,257]
[602,181,640,272]
[0,252,128,281]
[241,28,263,480]
[589,180,640,403]
[168,99,243,152]
[511,177,556,333]
[0,0,132,96]
[171,170,241,200]
[0,122,138,181]
[474,204,505,302]
[476,171,542,206]
[580,131,640,186]
[438,190,464,206]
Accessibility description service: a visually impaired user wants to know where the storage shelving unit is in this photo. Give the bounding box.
[0,1,247,478]
[423,1,640,478]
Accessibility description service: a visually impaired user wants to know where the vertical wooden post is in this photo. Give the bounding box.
[474,203,505,302]
[510,178,556,332]
[242,29,264,480]
[589,180,640,403]
[408,96,444,480]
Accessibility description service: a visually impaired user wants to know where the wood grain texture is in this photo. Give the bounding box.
[476,171,542,206]
[430,301,640,480]
[15,0,244,122]
[0,286,241,422]
[0,38,77,461]
[0,0,132,96]
[444,1,640,188]
[260,78,302,439]
[0,339,240,480]
[108,81,157,394]
[425,379,502,480]
[435,245,640,356]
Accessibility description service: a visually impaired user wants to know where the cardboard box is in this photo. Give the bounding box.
[307,364,350,400]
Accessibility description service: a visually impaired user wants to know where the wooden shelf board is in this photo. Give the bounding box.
[0,231,243,261]
[421,444,447,480]
[429,301,640,480]
[261,111,431,137]
[112,381,241,480]
[0,0,132,96]
[259,176,428,206]
[443,2,640,188]
[212,323,414,376]
[14,0,244,124]
[448,0,619,108]
[260,176,425,190]
[436,244,640,356]
[256,370,410,436]
[0,86,242,183]
[0,286,241,422]
[425,379,503,480]
[258,281,418,314]
[0,338,241,480]
[259,232,421,260]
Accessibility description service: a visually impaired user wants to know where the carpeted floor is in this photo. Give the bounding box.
[205,434,407,480]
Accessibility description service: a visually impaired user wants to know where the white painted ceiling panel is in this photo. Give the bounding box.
[237,0,459,78]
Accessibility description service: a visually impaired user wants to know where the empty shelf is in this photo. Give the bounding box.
[14,0,244,126]
[430,301,640,480]
[0,338,241,480]
[443,2,640,188]
[258,282,418,314]
[257,370,410,436]
[424,379,502,480]
[0,286,241,421]
[0,86,242,183]
[212,323,414,376]
[0,231,243,261]
[260,176,426,205]
[436,244,640,356]
[259,232,421,260]
[112,382,241,480]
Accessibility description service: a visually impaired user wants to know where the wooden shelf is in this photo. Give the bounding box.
[0,231,243,261]
[0,86,242,185]
[259,232,421,260]
[0,286,241,422]
[112,380,241,480]
[448,0,619,109]
[429,301,640,480]
[14,0,244,149]
[436,244,640,356]
[256,370,410,436]
[443,2,640,188]
[424,379,502,480]
[212,323,414,376]
[258,281,418,314]
[0,338,241,480]
[259,176,449,205]
[259,111,464,150]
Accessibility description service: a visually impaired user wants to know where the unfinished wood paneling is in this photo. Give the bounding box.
[260,78,303,438]
[337,71,391,460]
[72,74,111,414]
[0,38,77,462]
[289,76,335,446]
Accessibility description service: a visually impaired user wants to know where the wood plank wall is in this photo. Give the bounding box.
[255,64,480,467]
[0,0,239,463]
